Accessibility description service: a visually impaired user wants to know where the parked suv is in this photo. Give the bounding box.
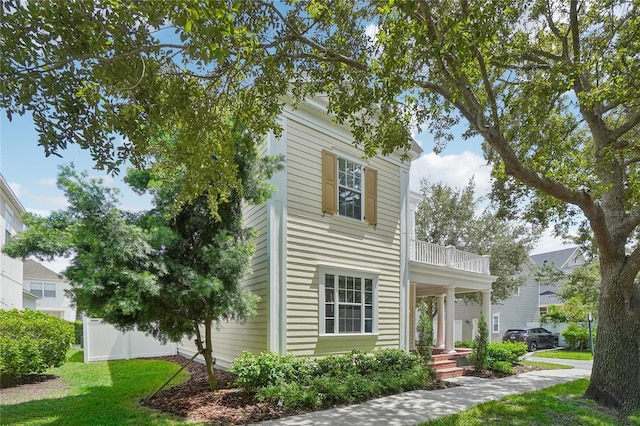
[502,327,559,351]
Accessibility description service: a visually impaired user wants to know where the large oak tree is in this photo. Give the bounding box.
[2,0,640,417]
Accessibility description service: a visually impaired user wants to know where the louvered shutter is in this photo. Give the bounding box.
[364,167,377,226]
[322,150,337,215]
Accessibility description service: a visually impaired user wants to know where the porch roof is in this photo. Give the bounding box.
[410,260,496,297]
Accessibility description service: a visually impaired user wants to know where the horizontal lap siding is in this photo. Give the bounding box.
[210,201,269,367]
[285,117,401,357]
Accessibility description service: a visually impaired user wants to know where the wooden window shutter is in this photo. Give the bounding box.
[364,167,377,226]
[322,150,337,215]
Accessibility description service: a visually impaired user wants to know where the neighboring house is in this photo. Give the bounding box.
[456,247,585,343]
[177,98,495,368]
[23,259,77,321]
[1,174,27,311]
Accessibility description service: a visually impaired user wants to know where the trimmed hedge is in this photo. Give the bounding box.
[230,349,433,411]
[0,309,74,381]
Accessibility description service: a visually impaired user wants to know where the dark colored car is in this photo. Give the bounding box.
[502,327,559,351]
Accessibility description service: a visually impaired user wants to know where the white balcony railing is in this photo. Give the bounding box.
[410,239,491,275]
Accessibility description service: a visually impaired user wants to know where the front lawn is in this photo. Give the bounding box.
[532,350,594,360]
[421,379,634,425]
[0,348,194,425]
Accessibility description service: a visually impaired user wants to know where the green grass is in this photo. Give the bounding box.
[420,379,636,425]
[1,348,198,425]
[519,359,573,369]
[532,350,594,360]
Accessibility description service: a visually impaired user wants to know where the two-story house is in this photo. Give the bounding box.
[0,174,33,310]
[23,259,76,321]
[456,247,585,343]
[177,98,495,367]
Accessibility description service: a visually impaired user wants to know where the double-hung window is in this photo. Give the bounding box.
[30,282,56,298]
[338,157,362,219]
[322,150,377,226]
[320,269,377,335]
[4,207,13,243]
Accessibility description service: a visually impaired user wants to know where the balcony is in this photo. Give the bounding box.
[410,239,491,275]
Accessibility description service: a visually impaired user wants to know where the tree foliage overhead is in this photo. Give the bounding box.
[2,0,640,415]
[3,130,281,390]
[415,178,538,303]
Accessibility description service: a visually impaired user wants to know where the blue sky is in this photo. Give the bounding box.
[1,110,566,272]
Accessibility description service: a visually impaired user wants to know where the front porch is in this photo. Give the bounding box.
[408,239,495,354]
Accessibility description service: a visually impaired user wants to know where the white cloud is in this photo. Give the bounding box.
[529,226,573,255]
[37,178,57,186]
[409,151,492,196]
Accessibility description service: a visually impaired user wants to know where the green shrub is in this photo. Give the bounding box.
[373,348,421,372]
[455,340,475,348]
[562,323,595,351]
[415,302,433,363]
[314,350,378,376]
[73,320,83,345]
[470,313,489,371]
[234,349,433,411]
[230,351,315,389]
[486,341,527,365]
[0,309,74,380]
[491,360,514,375]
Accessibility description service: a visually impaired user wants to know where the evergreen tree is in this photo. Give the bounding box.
[4,129,280,390]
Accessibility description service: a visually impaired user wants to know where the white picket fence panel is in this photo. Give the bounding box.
[83,317,177,362]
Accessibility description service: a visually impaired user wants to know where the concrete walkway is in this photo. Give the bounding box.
[258,356,593,426]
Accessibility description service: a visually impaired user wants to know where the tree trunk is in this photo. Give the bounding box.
[194,321,219,391]
[203,320,218,391]
[585,260,640,419]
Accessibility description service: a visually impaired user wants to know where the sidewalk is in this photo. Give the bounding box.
[257,357,593,426]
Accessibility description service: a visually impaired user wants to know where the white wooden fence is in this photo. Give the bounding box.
[83,317,177,362]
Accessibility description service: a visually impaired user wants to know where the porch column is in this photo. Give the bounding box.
[436,294,445,348]
[482,290,492,345]
[445,286,456,354]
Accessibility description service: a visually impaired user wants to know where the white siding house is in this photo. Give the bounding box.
[23,259,77,321]
[1,174,25,311]
[178,98,496,367]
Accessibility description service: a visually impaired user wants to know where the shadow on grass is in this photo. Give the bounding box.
[1,354,190,426]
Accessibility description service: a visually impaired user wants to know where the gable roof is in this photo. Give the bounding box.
[530,247,580,270]
[23,259,66,281]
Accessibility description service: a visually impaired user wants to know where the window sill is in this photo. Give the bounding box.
[319,333,379,338]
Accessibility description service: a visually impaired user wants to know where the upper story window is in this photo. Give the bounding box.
[4,207,13,243]
[338,157,362,219]
[322,150,377,226]
[30,282,56,298]
[319,268,378,335]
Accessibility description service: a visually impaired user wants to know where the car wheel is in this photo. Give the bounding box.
[529,341,537,352]
[553,339,558,349]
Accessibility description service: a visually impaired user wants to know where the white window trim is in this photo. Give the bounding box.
[336,154,366,222]
[492,313,500,334]
[30,282,56,298]
[318,266,379,336]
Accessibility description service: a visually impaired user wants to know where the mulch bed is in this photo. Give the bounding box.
[140,356,458,424]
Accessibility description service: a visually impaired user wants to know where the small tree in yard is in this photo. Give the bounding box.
[415,300,434,364]
[3,129,280,390]
[471,313,489,372]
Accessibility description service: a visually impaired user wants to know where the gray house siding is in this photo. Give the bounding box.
[455,247,585,343]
